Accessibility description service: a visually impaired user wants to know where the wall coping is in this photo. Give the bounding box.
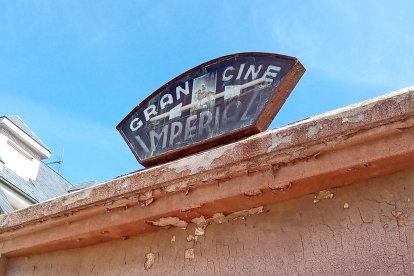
[0,85,414,257]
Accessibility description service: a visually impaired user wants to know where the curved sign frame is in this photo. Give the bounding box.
[117,52,305,167]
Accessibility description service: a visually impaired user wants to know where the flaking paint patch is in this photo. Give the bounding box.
[392,210,406,227]
[227,206,264,220]
[147,217,188,229]
[269,181,291,191]
[181,204,202,212]
[162,181,190,193]
[307,124,320,138]
[267,133,293,152]
[184,248,195,260]
[313,190,334,203]
[191,207,264,231]
[212,213,226,224]
[191,216,207,226]
[138,190,153,206]
[121,178,131,188]
[144,252,155,270]
[62,188,93,206]
[168,145,235,174]
[194,227,205,236]
[186,234,197,242]
[244,189,262,196]
[342,114,364,123]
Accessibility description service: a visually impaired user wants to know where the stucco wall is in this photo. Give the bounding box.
[6,167,414,275]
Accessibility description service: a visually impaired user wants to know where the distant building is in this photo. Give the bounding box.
[0,115,72,213]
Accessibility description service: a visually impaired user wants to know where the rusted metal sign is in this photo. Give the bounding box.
[117,52,305,166]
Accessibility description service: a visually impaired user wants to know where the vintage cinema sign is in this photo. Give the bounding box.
[117,52,305,167]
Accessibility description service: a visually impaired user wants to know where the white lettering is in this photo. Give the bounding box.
[160,94,173,110]
[236,63,245,80]
[144,105,158,121]
[214,106,221,130]
[130,118,143,131]
[175,81,190,100]
[244,64,263,80]
[135,135,150,154]
[169,121,183,146]
[184,115,197,141]
[263,65,281,82]
[222,66,234,82]
[150,125,169,151]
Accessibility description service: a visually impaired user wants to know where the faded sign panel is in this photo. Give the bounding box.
[192,73,217,107]
[117,52,305,166]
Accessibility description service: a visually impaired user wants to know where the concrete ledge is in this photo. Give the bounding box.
[0,86,414,257]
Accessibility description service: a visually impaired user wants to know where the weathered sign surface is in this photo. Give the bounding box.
[117,52,305,166]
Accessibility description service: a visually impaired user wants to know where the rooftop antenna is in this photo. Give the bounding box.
[46,148,64,173]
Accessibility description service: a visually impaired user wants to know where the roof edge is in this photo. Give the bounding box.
[0,117,51,159]
[0,85,413,257]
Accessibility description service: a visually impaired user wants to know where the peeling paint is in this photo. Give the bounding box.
[212,213,226,224]
[342,114,364,123]
[190,207,265,236]
[184,248,195,260]
[186,234,197,242]
[161,181,190,193]
[191,216,207,227]
[269,181,291,191]
[147,217,188,229]
[391,210,406,227]
[267,133,293,152]
[138,190,154,206]
[121,179,131,188]
[144,252,155,270]
[62,189,93,206]
[104,201,114,206]
[307,124,320,138]
[313,190,334,203]
[2,86,413,252]
[194,227,205,236]
[244,189,262,196]
[227,206,264,221]
[181,204,202,212]
[170,235,176,244]
[343,203,350,209]
[140,198,154,207]
[168,145,235,174]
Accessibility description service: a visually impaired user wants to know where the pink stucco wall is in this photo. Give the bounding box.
[7,167,414,275]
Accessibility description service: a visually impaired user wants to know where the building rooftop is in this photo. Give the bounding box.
[0,163,72,205]
[0,115,49,151]
[0,189,13,214]
[0,115,72,213]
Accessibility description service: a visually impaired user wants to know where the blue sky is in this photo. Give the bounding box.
[0,1,413,184]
